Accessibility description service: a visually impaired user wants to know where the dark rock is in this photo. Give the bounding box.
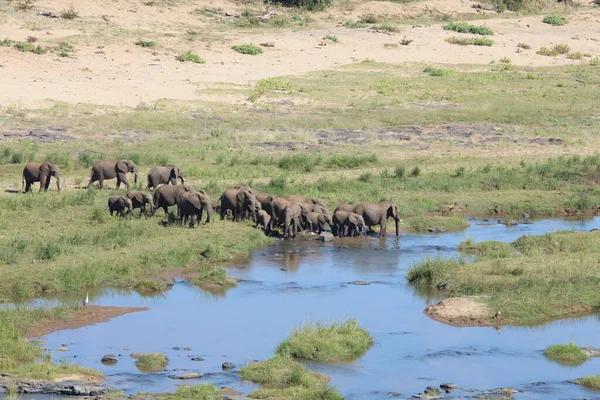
[168,372,204,380]
[440,382,458,390]
[172,347,181,350]
[222,362,235,370]
[349,281,370,286]
[191,356,204,361]
[101,354,118,366]
[424,386,441,396]
[428,227,444,233]
[0,372,16,377]
[319,232,334,242]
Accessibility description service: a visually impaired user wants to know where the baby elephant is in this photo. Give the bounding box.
[126,190,155,217]
[306,212,332,234]
[255,209,271,233]
[332,210,366,238]
[107,195,133,217]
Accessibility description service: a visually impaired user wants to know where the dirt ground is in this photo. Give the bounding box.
[27,305,148,337]
[0,0,598,107]
[424,297,495,327]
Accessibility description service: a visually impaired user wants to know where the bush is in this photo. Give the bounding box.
[232,44,263,55]
[359,13,379,23]
[60,8,79,19]
[0,38,12,47]
[400,37,413,46]
[325,34,338,43]
[545,343,588,364]
[176,51,205,63]
[135,353,168,372]
[343,20,367,28]
[406,256,464,283]
[446,36,493,46]
[543,15,568,26]
[272,0,332,12]
[276,319,374,361]
[578,376,600,390]
[394,166,405,178]
[14,42,47,54]
[410,166,421,177]
[135,40,156,48]
[375,22,397,32]
[423,66,452,76]
[443,22,493,35]
[270,15,291,27]
[537,44,570,57]
[471,37,493,46]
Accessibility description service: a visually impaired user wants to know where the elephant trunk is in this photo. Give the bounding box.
[179,176,185,185]
[395,218,399,237]
[134,172,138,184]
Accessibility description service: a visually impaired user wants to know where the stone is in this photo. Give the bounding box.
[172,346,181,350]
[191,356,204,361]
[440,382,458,390]
[428,227,444,233]
[222,362,235,370]
[319,232,334,242]
[184,347,192,351]
[349,281,370,286]
[101,354,118,366]
[221,386,243,396]
[130,352,142,358]
[57,346,68,352]
[168,372,204,380]
[582,346,600,357]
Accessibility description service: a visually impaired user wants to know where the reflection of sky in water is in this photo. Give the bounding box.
[27,218,600,399]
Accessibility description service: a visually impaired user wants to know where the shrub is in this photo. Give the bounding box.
[566,52,583,60]
[394,165,405,178]
[0,38,12,47]
[135,353,168,373]
[545,343,588,364]
[325,34,338,43]
[443,22,493,35]
[135,40,156,48]
[232,44,263,55]
[272,0,332,11]
[276,319,374,361]
[14,42,47,54]
[176,51,205,63]
[343,20,367,28]
[471,37,493,46]
[410,166,421,177]
[270,15,291,27]
[423,66,451,76]
[400,36,413,46]
[406,256,464,283]
[359,13,379,23]
[35,243,62,261]
[543,15,568,26]
[446,36,470,46]
[15,0,37,11]
[60,8,79,19]
[446,36,492,46]
[375,22,397,32]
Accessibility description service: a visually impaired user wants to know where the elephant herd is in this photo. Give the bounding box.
[21,159,401,238]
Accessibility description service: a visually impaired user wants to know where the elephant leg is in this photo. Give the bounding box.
[98,177,104,189]
[25,181,32,193]
[379,220,387,238]
[116,176,122,190]
[121,174,130,188]
[44,177,51,191]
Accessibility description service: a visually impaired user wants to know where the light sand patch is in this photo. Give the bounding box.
[424,297,494,327]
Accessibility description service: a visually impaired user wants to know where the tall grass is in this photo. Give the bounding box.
[545,343,588,364]
[136,353,168,372]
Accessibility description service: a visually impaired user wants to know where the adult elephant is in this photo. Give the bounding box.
[219,188,259,222]
[126,190,155,216]
[147,165,185,189]
[22,161,61,192]
[277,202,305,239]
[332,210,366,238]
[256,192,277,228]
[107,195,133,217]
[179,191,212,227]
[350,201,400,238]
[87,159,138,189]
[283,194,329,215]
[152,184,195,216]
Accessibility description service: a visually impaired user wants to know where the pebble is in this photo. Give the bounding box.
[440,382,458,390]
[172,346,181,350]
[184,347,192,351]
[349,281,370,286]
[222,362,235,370]
[191,356,204,361]
[168,372,204,380]
[101,354,118,366]
[319,232,334,242]
[57,346,68,352]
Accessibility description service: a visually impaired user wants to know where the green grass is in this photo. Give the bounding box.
[343,20,367,28]
[543,15,568,26]
[544,343,588,364]
[175,51,205,63]
[443,22,493,35]
[171,384,222,399]
[136,353,168,372]
[423,66,452,76]
[232,44,263,55]
[325,34,338,43]
[276,319,374,361]
[13,361,102,380]
[458,239,515,259]
[407,230,600,324]
[577,376,600,390]
[14,42,47,54]
[240,356,343,399]
[446,36,493,46]
[537,44,570,57]
[135,40,156,48]
[403,214,469,232]
[192,267,237,288]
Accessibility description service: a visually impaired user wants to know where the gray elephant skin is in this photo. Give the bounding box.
[332,210,366,238]
[22,161,61,192]
[152,184,195,216]
[255,209,271,233]
[219,188,259,222]
[147,165,185,189]
[179,191,212,227]
[107,195,133,217]
[306,211,332,234]
[87,159,138,189]
[336,201,400,237]
[126,190,155,216]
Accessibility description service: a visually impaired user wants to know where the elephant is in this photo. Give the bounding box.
[256,192,277,228]
[107,195,133,217]
[22,161,61,192]
[152,184,195,216]
[283,195,329,214]
[306,211,332,234]
[255,209,271,233]
[219,188,259,222]
[332,210,366,238]
[349,201,400,237]
[87,159,139,189]
[277,202,304,239]
[179,191,212,227]
[147,165,185,189]
[126,190,155,216]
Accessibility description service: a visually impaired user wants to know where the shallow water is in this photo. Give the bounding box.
[16,218,600,399]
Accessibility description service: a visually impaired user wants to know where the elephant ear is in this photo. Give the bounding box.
[177,167,184,179]
[134,191,145,202]
[116,159,128,173]
[39,162,50,175]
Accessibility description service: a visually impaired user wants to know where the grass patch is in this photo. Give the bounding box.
[13,361,102,380]
[175,51,205,63]
[443,22,493,35]
[403,214,469,232]
[276,319,373,361]
[374,22,397,32]
[135,40,156,48]
[59,8,79,19]
[543,15,568,26]
[192,267,237,288]
[512,231,600,256]
[577,376,600,390]
[272,0,332,12]
[240,356,343,399]
[458,239,515,259]
[135,353,168,373]
[545,343,588,364]
[406,256,465,284]
[446,36,493,46]
[14,42,47,54]
[232,44,263,55]
[537,44,570,57]
[172,384,223,399]
[343,20,367,28]
[325,34,338,43]
[423,66,452,76]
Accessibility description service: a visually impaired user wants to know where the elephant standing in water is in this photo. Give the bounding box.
[152,184,195,216]
[107,195,133,217]
[332,210,366,238]
[126,190,155,216]
[87,159,139,189]
[22,161,61,192]
[179,191,212,227]
[336,201,400,237]
[147,165,185,189]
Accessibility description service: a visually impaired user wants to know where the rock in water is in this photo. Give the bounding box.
[101,354,118,366]
[349,281,370,286]
[428,227,444,233]
[440,382,458,390]
[191,356,204,361]
[168,372,204,380]
[319,232,334,242]
[57,346,68,352]
[222,362,235,370]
